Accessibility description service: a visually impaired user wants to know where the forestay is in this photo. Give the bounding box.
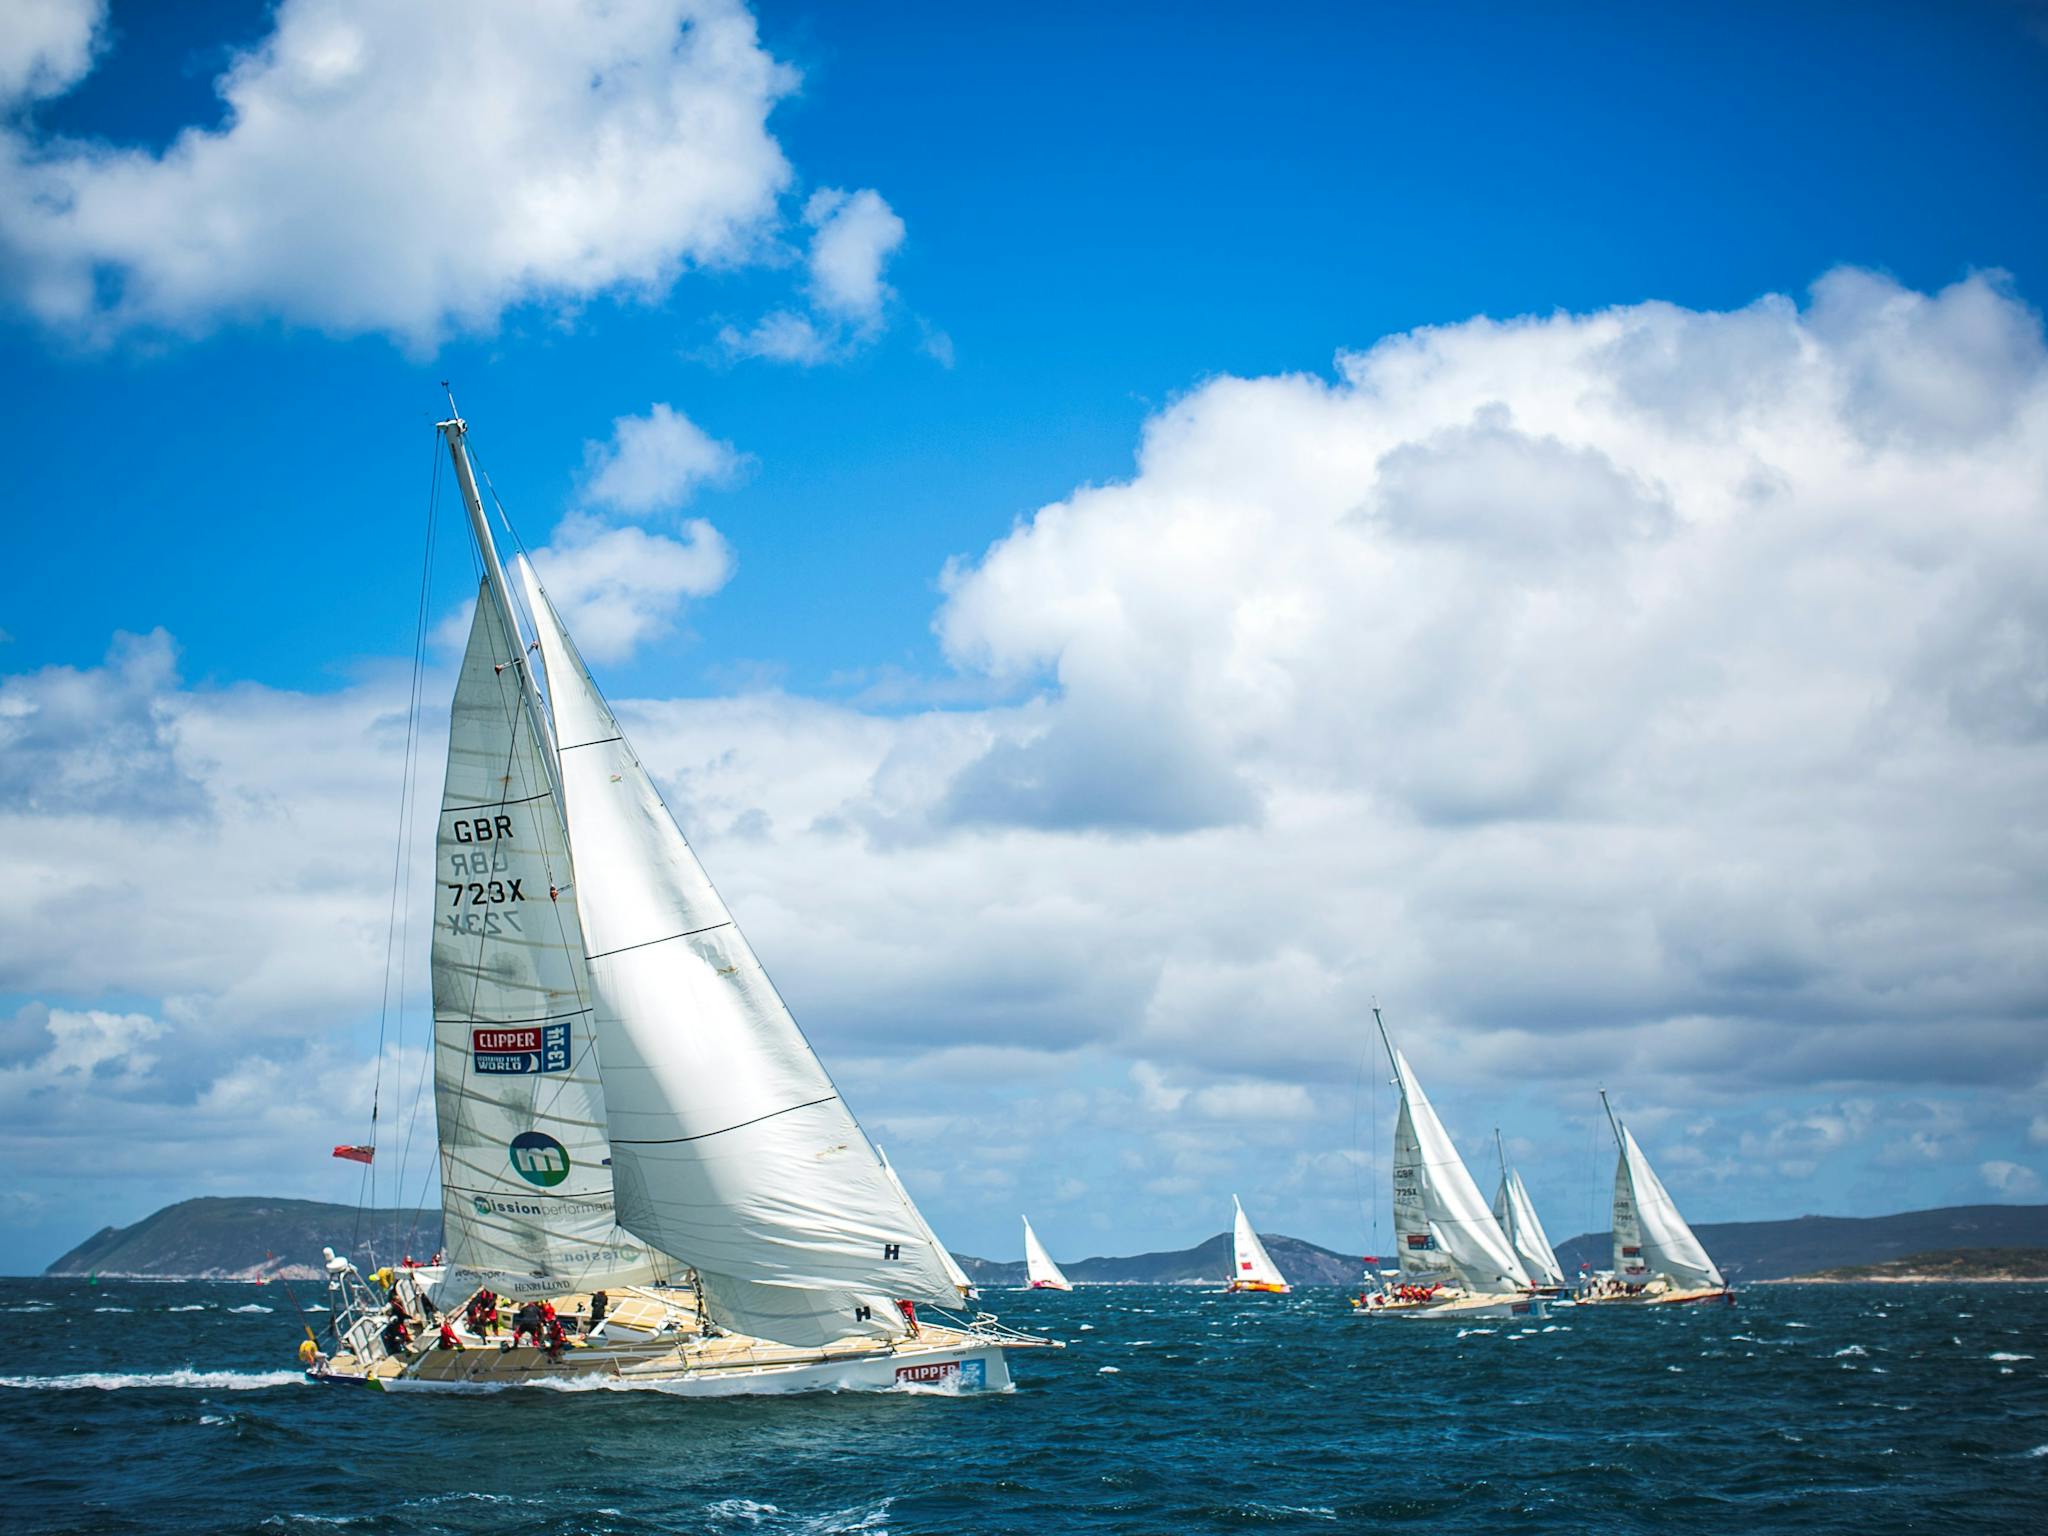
[1023,1217,1072,1290]
[1384,1041,1531,1293]
[429,585,668,1301]
[1231,1197,1289,1288]
[518,562,968,1346]
[1492,1166,1567,1288]
[1614,1124,1724,1290]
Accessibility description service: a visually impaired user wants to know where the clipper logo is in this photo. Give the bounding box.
[509,1130,571,1188]
[896,1358,986,1388]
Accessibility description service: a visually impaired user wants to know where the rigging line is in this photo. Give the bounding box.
[384,449,444,1262]
[358,428,444,1258]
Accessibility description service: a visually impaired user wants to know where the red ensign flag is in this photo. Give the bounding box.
[332,1145,375,1165]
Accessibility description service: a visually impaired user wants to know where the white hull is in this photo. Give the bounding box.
[1353,1293,1548,1323]
[318,1340,1016,1397]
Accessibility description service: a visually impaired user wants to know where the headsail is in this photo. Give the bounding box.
[517,560,968,1346]
[1022,1217,1073,1291]
[1490,1138,1566,1289]
[1379,1014,1531,1293]
[429,584,669,1300]
[1230,1196,1290,1289]
[1611,1116,1724,1290]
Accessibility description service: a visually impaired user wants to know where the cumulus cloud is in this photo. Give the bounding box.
[0,0,100,104]
[581,403,743,516]
[0,628,204,818]
[1980,1160,2043,1198]
[530,512,734,663]
[718,185,906,363]
[0,0,798,345]
[802,186,904,320]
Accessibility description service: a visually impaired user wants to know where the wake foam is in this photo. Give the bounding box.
[0,1368,303,1392]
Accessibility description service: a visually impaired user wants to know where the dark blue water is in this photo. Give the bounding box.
[3,1277,2043,1534]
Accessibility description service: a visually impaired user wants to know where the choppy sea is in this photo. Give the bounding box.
[2,1276,2043,1534]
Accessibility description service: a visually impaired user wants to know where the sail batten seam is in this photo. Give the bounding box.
[613,1094,839,1147]
[586,922,734,961]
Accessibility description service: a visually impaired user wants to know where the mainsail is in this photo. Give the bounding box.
[1490,1134,1566,1288]
[1022,1217,1072,1290]
[429,584,668,1300]
[1610,1115,1724,1290]
[1379,1014,1531,1293]
[517,561,969,1346]
[1230,1196,1290,1289]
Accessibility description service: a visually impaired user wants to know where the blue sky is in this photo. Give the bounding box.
[2,1,2046,1273]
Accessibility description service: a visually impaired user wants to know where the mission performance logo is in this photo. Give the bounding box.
[509,1130,571,1188]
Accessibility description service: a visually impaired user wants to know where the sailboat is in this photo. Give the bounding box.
[1352,1009,1544,1321]
[1583,1091,1733,1307]
[306,409,1052,1393]
[1225,1196,1291,1294]
[1022,1218,1073,1291]
[1490,1129,1568,1296]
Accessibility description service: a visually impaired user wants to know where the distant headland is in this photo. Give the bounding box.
[37,1195,2048,1285]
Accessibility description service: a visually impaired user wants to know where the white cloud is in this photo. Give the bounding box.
[582,403,743,516]
[0,0,798,345]
[531,512,734,663]
[718,185,906,364]
[802,186,903,320]
[1980,1160,2043,1198]
[0,0,100,104]
[716,308,834,365]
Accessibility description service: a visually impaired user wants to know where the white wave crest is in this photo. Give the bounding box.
[1833,1345,1869,1357]
[229,1304,275,1315]
[1990,1352,2034,1361]
[0,1368,303,1391]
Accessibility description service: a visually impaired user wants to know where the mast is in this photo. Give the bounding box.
[1599,1087,1622,1148]
[436,405,560,805]
[1494,1127,1513,1244]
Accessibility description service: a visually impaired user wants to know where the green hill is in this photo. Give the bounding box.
[46,1197,441,1281]
[1782,1247,2048,1282]
[1553,1203,2048,1282]
[955,1231,1362,1287]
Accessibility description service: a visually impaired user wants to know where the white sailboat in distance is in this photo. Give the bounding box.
[1353,1009,1545,1322]
[1584,1090,1734,1307]
[1225,1196,1292,1294]
[1491,1128,1568,1294]
[1022,1218,1074,1291]
[307,408,1052,1394]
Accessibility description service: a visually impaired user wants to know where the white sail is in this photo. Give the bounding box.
[880,1147,977,1298]
[1230,1196,1290,1289]
[1492,1165,1567,1288]
[1022,1217,1072,1290]
[1381,1030,1531,1293]
[518,561,967,1346]
[429,585,669,1300]
[1390,1095,1434,1278]
[1615,1123,1724,1290]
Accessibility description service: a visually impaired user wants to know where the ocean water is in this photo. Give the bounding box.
[2,1277,2043,1534]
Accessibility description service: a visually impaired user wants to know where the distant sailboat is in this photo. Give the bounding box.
[1491,1129,1567,1292]
[1353,1009,1543,1321]
[1022,1218,1073,1291]
[1586,1090,1733,1306]
[1226,1196,1291,1294]
[307,408,1051,1393]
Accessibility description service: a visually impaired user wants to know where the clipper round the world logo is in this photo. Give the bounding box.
[509,1130,571,1188]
